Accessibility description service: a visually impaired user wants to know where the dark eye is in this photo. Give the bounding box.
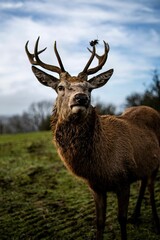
[58,85,65,91]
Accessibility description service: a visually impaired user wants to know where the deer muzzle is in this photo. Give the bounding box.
[70,93,90,113]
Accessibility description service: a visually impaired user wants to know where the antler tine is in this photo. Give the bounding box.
[34,37,62,74]
[87,48,103,64]
[82,45,96,73]
[25,40,47,65]
[86,41,110,75]
[54,41,65,72]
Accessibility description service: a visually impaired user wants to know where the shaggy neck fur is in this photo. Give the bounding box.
[51,107,106,185]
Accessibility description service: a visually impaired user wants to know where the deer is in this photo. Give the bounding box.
[25,37,160,240]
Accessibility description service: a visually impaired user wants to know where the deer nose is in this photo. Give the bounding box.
[74,93,89,106]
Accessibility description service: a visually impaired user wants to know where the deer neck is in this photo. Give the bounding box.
[51,106,101,176]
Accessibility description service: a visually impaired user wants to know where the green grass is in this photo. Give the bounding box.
[0,131,160,240]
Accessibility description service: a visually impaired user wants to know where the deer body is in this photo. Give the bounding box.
[53,106,160,189]
[25,38,160,240]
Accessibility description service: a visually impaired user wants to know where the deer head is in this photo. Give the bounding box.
[25,37,113,120]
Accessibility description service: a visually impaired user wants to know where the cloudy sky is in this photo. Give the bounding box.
[0,0,160,116]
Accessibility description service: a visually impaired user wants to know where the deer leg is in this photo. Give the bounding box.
[117,185,130,240]
[148,169,160,234]
[92,191,107,240]
[131,178,147,223]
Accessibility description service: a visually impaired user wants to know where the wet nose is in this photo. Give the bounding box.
[74,93,89,106]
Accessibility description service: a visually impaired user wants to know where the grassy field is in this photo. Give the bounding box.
[0,131,160,240]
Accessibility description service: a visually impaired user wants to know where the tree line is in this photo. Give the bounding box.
[0,70,159,134]
[0,101,52,134]
[125,70,160,111]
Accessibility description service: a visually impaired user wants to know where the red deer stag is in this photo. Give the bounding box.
[25,37,160,240]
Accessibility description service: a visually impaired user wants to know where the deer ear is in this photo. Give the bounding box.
[88,69,114,89]
[32,66,60,90]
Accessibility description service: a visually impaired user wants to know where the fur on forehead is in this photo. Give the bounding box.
[60,72,87,83]
[68,76,85,83]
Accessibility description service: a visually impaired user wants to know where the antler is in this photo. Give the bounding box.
[25,37,65,74]
[79,41,109,77]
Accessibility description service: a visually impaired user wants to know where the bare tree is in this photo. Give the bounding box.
[28,100,52,130]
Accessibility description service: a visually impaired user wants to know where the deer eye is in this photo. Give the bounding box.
[57,85,65,91]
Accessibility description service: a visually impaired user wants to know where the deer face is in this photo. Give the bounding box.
[25,37,113,120]
[31,66,113,120]
[56,80,91,120]
[57,80,91,113]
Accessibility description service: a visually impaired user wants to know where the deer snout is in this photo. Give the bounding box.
[74,93,89,107]
[70,93,90,114]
